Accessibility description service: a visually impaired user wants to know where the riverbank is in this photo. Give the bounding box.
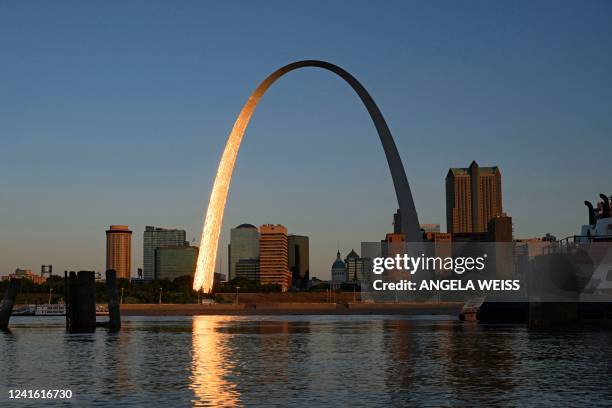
[120,302,463,316]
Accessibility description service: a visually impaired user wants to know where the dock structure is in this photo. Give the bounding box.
[0,278,20,330]
[63,270,122,333]
[66,271,97,333]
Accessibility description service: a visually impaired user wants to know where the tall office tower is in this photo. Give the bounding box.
[229,224,260,280]
[259,224,291,290]
[143,226,187,280]
[106,225,132,279]
[446,161,502,234]
[345,249,365,283]
[155,246,198,281]
[288,235,309,289]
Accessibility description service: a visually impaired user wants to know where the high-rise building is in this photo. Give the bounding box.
[421,232,452,277]
[143,226,187,280]
[228,224,260,280]
[488,214,515,278]
[288,235,309,289]
[155,246,198,281]
[235,259,260,281]
[345,249,366,283]
[446,161,502,234]
[106,225,132,279]
[259,224,291,290]
[488,213,513,242]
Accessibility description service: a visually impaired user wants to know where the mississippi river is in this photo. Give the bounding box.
[1,315,611,407]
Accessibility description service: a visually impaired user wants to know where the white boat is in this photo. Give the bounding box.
[578,194,612,242]
[11,304,36,316]
[35,304,66,316]
[460,193,612,323]
[549,194,612,295]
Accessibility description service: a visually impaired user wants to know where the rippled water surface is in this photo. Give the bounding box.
[1,315,611,407]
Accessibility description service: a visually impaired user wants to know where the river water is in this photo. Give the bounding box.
[1,315,611,407]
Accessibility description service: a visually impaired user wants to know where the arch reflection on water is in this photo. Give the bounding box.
[190,316,240,406]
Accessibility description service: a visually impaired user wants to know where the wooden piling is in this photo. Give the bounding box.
[0,278,20,330]
[105,270,121,332]
[66,271,96,333]
[64,271,69,330]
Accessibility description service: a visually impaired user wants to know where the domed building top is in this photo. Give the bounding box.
[236,223,257,229]
[332,251,346,271]
[331,251,347,287]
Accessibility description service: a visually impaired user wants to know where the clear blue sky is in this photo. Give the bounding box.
[1,1,611,279]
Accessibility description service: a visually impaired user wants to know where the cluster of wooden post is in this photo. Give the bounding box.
[65,271,97,332]
[65,270,121,333]
[1,270,120,332]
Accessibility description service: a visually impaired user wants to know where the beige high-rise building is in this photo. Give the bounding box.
[106,225,132,279]
[446,161,502,234]
[259,224,291,290]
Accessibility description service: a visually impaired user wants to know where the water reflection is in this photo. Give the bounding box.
[2,316,612,406]
[100,331,135,396]
[190,316,240,406]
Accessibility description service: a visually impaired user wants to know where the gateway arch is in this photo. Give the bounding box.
[193,60,421,292]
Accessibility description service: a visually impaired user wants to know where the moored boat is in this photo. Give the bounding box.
[35,303,66,316]
[11,304,36,316]
[461,193,612,324]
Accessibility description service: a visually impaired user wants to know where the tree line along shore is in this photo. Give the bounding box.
[1,275,361,305]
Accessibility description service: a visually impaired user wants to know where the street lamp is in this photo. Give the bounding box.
[48,288,54,304]
[235,286,240,305]
[159,287,163,305]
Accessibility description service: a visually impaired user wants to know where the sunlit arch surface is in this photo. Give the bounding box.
[193,60,421,292]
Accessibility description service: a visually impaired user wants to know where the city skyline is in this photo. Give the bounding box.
[2,1,611,279]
